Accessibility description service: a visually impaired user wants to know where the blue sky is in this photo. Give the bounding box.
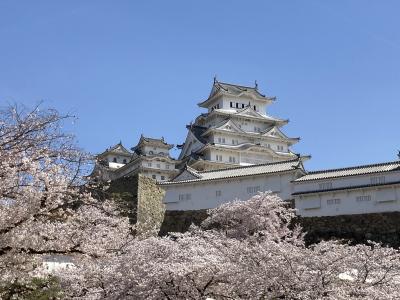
[0,1,399,171]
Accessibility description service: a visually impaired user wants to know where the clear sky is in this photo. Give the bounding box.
[0,1,399,171]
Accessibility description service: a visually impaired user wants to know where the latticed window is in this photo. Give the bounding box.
[327,199,341,205]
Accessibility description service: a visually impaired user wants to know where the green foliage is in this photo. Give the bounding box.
[0,276,63,300]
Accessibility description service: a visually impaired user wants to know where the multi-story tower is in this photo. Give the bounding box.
[92,136,179,182]
[178,79,300,171]
[126,135,179,181]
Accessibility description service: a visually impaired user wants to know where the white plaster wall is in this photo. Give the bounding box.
[108,162,126,169]
[208,149,239,165]
[162,172,298,211]
[143,145,170,156]
[220,96,269,113]
[232,117,270,133]
[295,185,400,217]
[141,159,175,171]
[142,170,175,182]
[106,154,130,166]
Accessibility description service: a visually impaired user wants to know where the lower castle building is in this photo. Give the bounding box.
[293,160,400,217]
[93,79,400,218]
[92,136,179,182]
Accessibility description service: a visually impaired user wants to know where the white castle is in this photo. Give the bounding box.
[94,79,400,218]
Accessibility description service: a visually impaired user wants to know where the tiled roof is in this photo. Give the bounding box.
[292,180,400,196]
[212,81,269,99]
[294,160,400,182]
[188,124,208,144]
[98,142,131,157]
[198,80,274,107]
[159,159,304,185]
[132,135,173,151]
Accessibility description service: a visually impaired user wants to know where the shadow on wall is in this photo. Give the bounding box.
[159,209,208,236]
[295,212,400,248]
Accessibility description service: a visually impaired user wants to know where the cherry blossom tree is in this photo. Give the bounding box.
[0,104,133,298]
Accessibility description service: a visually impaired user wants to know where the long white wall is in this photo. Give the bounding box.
[162,171,299,211]
[295,184,400,217]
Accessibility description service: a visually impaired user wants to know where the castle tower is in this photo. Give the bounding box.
[178,79,300,171]
[92,136,179,182]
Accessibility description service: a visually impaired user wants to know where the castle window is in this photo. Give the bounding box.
[113,157,117,163]
[236,103,239,108]
[247,186,261,194]
[166,164,170,169]
[216,155,222,161]
[179,194,191,201]
[356,195,371,202]
[216,190,222,197]
[147,162,152,167]
[230,102,233,108]
[242,104,245,108]
[327,199,341,205]
[152,175,156,179]
[161,176,165,180]
[149,151,154,155]
[254,105,257,110]
[371,176,385,184]
[319,182,333,190]
[229,156,236,163]
[123,159,127,164]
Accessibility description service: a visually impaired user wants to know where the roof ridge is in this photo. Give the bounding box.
[198,158,300,174]
[216,81,256,90]
[306,160,400,175]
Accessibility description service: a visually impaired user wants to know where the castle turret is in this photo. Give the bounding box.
[178,79,300,171]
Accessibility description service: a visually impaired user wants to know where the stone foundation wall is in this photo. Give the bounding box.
[297,212,400,248]
[159,209,208,236]
[137,175,166,233]
[159,209,400,248]
[95,175,165,233]
[106,176,139,223]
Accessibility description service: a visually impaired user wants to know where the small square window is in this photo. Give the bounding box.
[152,175,156,179]
[161,176,165,180]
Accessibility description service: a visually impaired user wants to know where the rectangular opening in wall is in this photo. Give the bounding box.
[301,198,321,210]
[356,195,371,202]
[319,182,333,190]
[375,189,396,203]
[327,198,341,205]
[371,176,385,184]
